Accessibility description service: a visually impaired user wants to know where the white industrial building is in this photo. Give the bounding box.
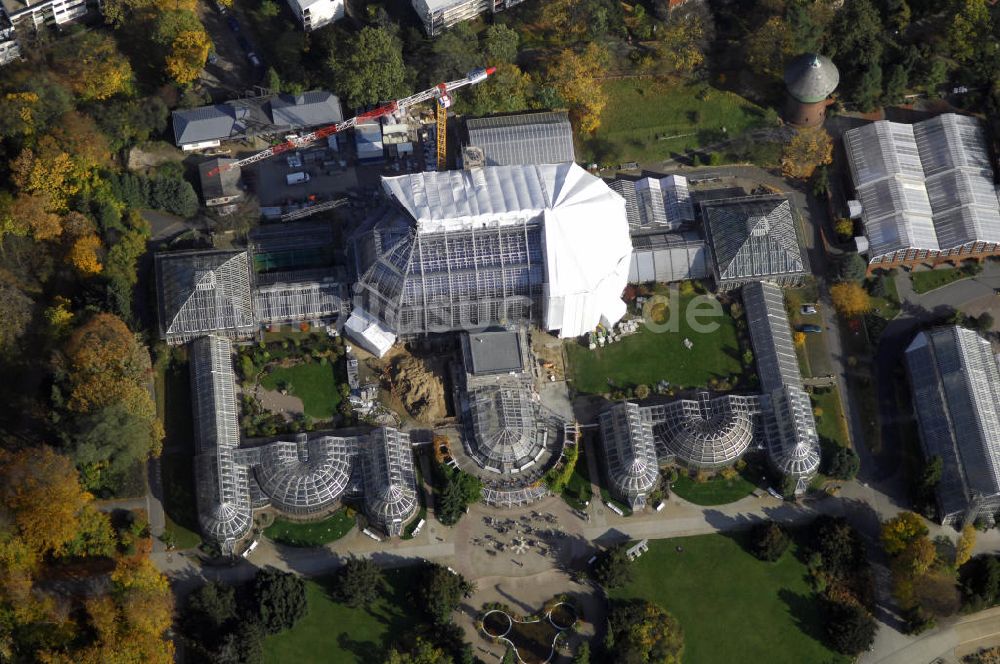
[411,0,526,36]
[285,0,343,31]
[611,174,696,232]
[347,162,633,356]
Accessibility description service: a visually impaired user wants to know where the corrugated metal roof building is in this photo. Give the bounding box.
[465,112,575,167]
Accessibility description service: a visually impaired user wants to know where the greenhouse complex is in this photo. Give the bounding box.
[599,280,820,507]
[149,106,914,556]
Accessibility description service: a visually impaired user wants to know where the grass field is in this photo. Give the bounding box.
[264,509,356,547]
[260,361,341,420]
[565,293,744,394]
[155,358,202,550]
[610,535,849,664]
[671,472,757,506]
[910,268,967,294]
[811,389,850,449]
[580,80,770,165]
[263,569,420,664]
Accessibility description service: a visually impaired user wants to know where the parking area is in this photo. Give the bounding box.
[249,125,437,210]
[197,3,255,100]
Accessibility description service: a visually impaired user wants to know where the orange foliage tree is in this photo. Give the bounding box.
[545,44,609,133]
[781,126,834,180]
[62,313,152,413]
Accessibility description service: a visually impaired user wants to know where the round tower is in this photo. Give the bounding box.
[783,53,839,127]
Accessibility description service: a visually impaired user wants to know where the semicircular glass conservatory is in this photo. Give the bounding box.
[466,387,546,474]
[656,394,758,469]
[254,437,354,515]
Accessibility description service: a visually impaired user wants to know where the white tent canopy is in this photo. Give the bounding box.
[381,163,632,338]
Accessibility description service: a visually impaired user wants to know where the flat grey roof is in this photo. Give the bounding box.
[466,330,524,375]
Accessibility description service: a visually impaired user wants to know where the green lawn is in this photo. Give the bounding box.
[869,274,900,319]
[155,357,202,550]
[580,80,770,165]
[264,509,355,547]
[671,472,757,506]
[609,535,849,664]
[263,569,420,664]
[565,293,745,394]
[910,268,967,294]
[260,361,342,420]
[811,389,850,449]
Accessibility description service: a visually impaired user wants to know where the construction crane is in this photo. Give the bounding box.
[208,66,496,177]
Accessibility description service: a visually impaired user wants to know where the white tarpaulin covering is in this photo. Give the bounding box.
[344,307,396,358]
[382,163,632,337]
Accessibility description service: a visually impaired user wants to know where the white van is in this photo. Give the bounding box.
[286,172,310,185]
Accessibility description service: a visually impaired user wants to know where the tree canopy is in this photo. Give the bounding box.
[335,557,384,608]
[417,564,475,625]
[330,26,410,108]
[605,598,684,664]
[253,566,308,634]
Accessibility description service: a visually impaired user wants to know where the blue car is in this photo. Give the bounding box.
[798,324,822,334]
[227,16,240,32]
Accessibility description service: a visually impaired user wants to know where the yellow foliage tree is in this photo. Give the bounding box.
[745,16,795,78]
[60,33,134,101]
[829,281,871,319]
[955,523,976,567]
[793,330,806,346]
[655,15,705,78]
[11,139,79,212]
[0,447,93,557]
[881,511,929,557]
[3,91,40,136]
[895,536,936,577]
[834,218,854,239]
[782,126,833,180]
[62,312,151,413]
[165,28,211,86]
[546,43,609,134]
[69,234,104,276]
[45,297,75,336]
[3,194,61,241]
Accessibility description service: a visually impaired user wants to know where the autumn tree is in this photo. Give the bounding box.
[0,447,94,557]
[829,282,871,318]
[881,512,929,557]
[68,234,104,275]
[545,44,609,133]
[61,312,151,412]
[956,524,977,567]
[782,126,833,180]
[53,32,134,101]
[0,282,33,352]
[654,13,705,78]
[606,599,684,664]
[746,16,795,78]
[166,28,212,86]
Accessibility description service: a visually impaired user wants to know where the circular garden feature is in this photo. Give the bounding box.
[479,600,580,664]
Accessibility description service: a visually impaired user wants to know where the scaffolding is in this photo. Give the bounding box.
[353,213,545,336]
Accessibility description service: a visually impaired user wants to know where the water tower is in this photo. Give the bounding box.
[783,54,839,127]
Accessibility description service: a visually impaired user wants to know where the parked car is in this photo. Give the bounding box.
[248,52,262,68]
[798,324,822,334]
[206,51,219,65]
[226,16,240,32]
[237,35,251,51]
[800,304,818,315]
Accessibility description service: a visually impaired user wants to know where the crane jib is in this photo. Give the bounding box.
[208,66,494,176]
